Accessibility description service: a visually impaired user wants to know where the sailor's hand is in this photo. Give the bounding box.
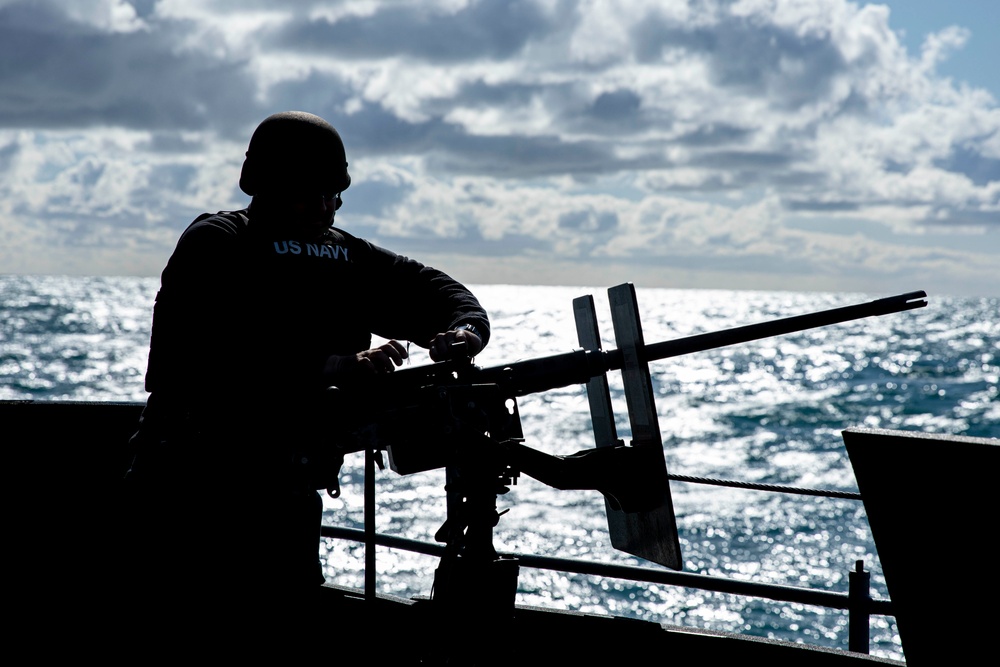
[429,327,483,362]
[324,340,408,385]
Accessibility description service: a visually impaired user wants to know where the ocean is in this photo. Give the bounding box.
[2,274,997,661]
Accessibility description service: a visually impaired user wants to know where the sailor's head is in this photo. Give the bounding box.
[240,111,351,234]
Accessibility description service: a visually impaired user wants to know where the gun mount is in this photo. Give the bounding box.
[351,287,927,477]
[336,284,927,626]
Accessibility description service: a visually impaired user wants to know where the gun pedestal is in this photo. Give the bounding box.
[377,375,525,629]
[431,550,519,621]
[429,451,520,653]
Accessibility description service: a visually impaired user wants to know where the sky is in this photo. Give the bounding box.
[0,0,997,297]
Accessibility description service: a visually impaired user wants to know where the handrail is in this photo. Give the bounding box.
[319,524,894,616]
[320,460,895,658]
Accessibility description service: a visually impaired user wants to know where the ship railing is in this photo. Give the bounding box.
[320,457,894,657]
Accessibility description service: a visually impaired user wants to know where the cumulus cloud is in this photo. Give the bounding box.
[0,0,996,295]
[0,3,260,132]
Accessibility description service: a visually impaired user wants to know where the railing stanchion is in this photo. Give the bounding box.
[849,559,871,654]
[365,447,377,602]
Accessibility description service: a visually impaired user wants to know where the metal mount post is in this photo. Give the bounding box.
[848,559,871,654]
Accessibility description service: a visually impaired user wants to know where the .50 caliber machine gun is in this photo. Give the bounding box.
[338,283,927,624]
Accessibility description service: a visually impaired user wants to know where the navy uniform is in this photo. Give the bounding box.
[121,112,489,641]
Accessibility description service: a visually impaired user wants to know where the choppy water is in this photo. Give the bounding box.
[2,274,997,661]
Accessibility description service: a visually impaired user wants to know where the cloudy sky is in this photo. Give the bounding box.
[1,0,997,297]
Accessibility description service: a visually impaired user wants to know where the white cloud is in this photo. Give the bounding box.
[0,0,996,295]
[919,25,970,74]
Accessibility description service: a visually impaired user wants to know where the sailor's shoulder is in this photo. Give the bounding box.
[177,210,250,245]
[189,209,250,232]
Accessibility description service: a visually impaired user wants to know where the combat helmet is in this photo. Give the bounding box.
[239,111,351,196]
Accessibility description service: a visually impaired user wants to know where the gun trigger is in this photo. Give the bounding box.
[326,478,341,499]
[375,449,385,470]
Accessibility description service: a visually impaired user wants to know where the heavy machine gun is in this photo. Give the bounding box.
[353,285,927,478]
[337,284,927,630]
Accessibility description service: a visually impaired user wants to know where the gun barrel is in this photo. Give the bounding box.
[619,289,928,369]
[485,290,927,396]
[379,290,927,400]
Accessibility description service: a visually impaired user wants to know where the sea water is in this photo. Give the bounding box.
[2,274,997,661]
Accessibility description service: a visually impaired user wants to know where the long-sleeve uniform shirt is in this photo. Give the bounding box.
[145,209,489,410]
